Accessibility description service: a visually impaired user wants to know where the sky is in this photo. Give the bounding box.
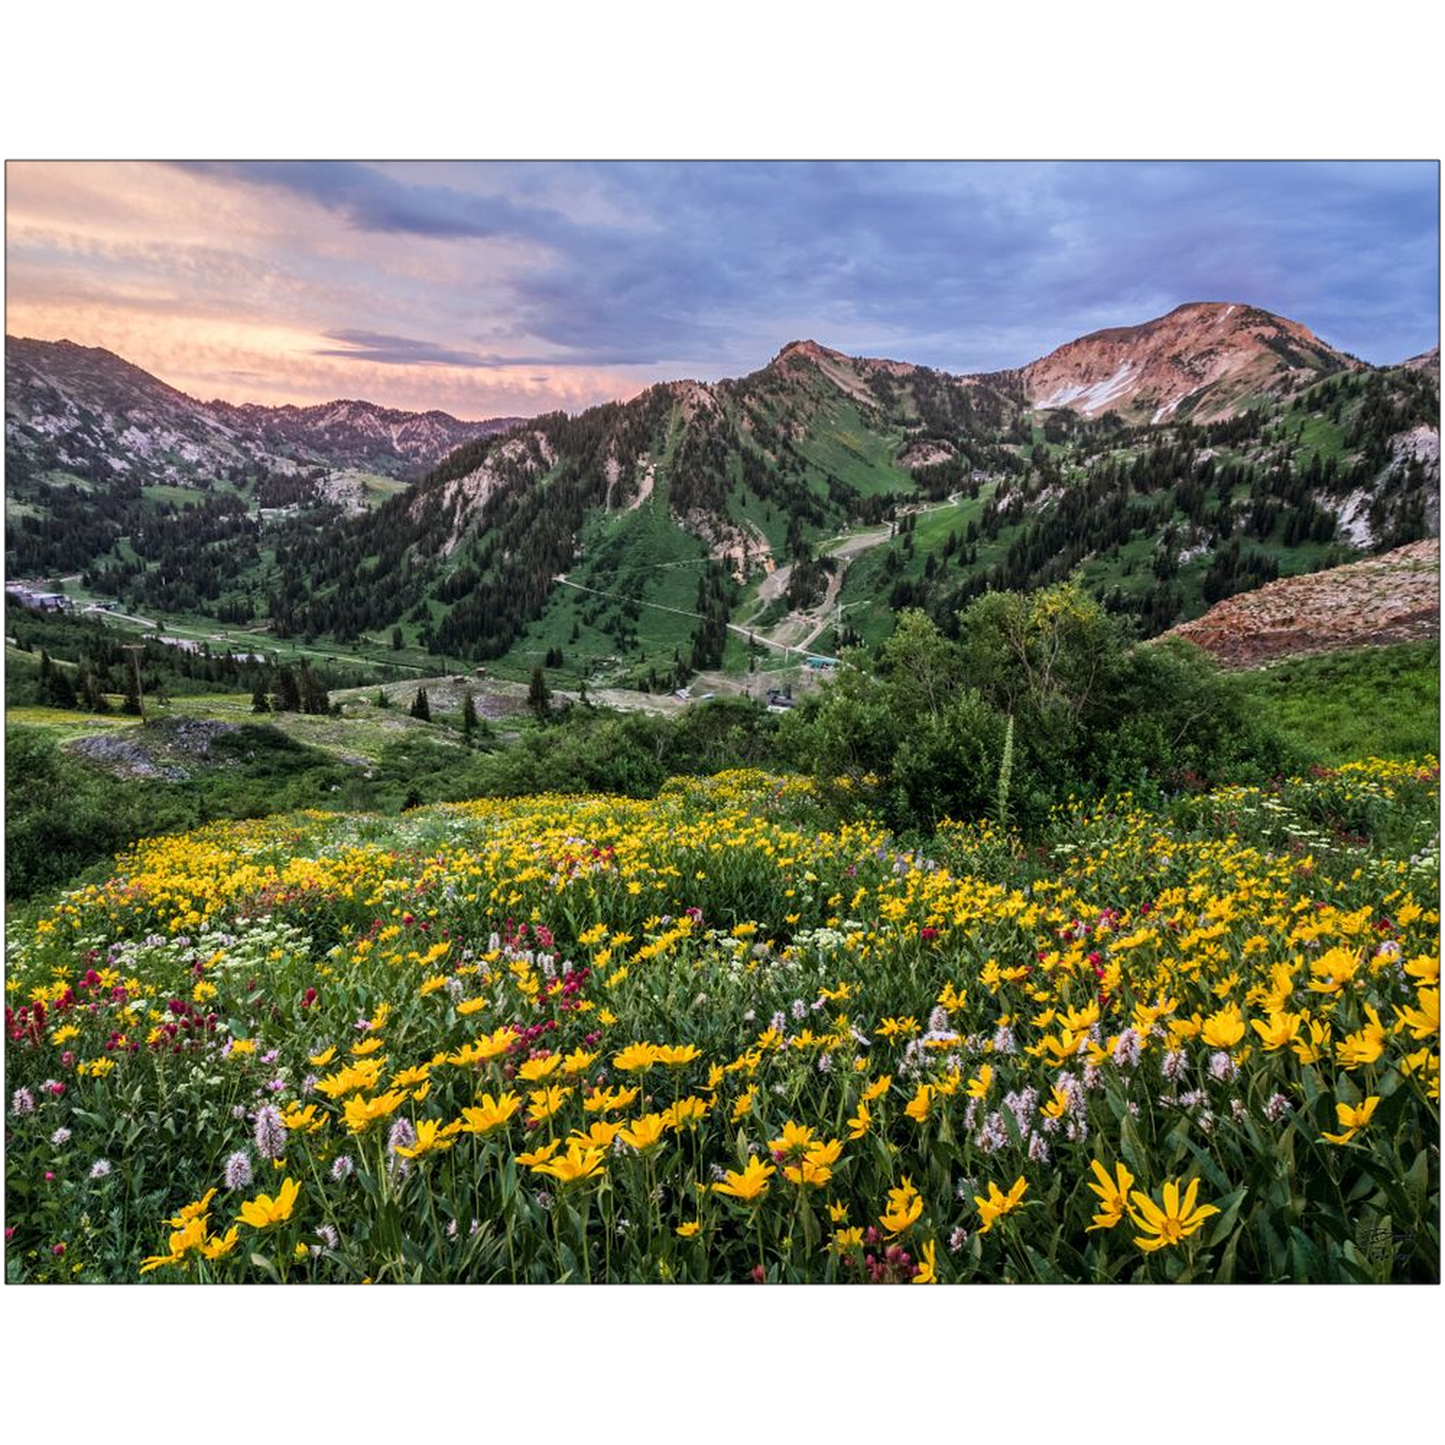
[5,159,1439,420]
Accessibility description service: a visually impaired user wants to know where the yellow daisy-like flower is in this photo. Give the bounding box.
[459,1091,523,1136]
[1321,1095,1380,1145]
[913,1239,939,1283]
[526,1085,572,1124]
[1085,1159,1135,1231]
[279,1102,326,1134]
[1396,988,1439,1042]
[974,1176,1028,1235]
[783,1156,834,1188]
[165,1189,217,1230]
[568,1119,625,1151]
[904,1084,934,1123]
[140,1215,210,1274]
[618,1113,669,1151]
[343,1088,408,1133]
[1127,1178,1218,1252]
[583,1085,639,1114]
[516,1139,563,1168]
[712,1157,774,1203]
[663,1096,710,1130]
[612,1042,660,1072]
[201,1226,241,1262]
[237,1177,300,1230]
[1335,1007,1388,1069]
[392,1118,460,1159]
[880,1176,924,1235]
[530,1141,607,1185]
[768,1120,816,1158]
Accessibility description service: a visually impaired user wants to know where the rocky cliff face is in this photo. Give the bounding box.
[1164,540,1439,666]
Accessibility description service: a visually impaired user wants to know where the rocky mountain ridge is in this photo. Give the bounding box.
[5,336,521,487]
[1164,539,1439,666]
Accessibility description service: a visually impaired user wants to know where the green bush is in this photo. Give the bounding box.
[4,728,196,899]
[782,584,1304,832]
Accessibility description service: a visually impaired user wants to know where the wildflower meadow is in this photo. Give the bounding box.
[5,762,1438,1283]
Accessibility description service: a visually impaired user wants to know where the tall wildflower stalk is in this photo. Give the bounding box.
[995,714,1015,831]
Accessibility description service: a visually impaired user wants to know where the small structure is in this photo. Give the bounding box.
[5,584,73,612]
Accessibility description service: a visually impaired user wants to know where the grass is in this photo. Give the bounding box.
[1240,641,1441,764]
[140,483,211,509]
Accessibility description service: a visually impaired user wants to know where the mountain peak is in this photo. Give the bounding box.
[1022,301,1358,422]
[772,339,846,365]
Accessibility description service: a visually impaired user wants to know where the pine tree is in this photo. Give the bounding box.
[122,662,142,716]
[251,681,271,713]
[273,664,302,712]
[461,690,478,740]
[410,688,431,721]
[528,666,551,722]
[298,660,329,716]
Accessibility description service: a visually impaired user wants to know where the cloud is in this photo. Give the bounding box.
[314,330,504,368]
[173,161,531,240]
[9,160,1439,417]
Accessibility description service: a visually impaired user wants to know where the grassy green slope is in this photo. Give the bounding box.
[1237,642,1440,765]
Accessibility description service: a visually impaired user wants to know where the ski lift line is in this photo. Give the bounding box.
[552,576,798,656]
[553,575,703,620]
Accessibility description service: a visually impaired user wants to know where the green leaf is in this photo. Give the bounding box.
[1401,1148,1428,1222]
[1214,1228,1240,1283]
[1205,1186,1248,1247]
[248,1251,282,1283]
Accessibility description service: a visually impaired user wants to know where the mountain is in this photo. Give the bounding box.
[7,306,1437,691]
[4,336,522,488]
[259,304,1435,678]
[1401,345,1440,377]
[1017,302,1359,424]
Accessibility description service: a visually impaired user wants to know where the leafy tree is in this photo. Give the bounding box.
[785,584,1300,832]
